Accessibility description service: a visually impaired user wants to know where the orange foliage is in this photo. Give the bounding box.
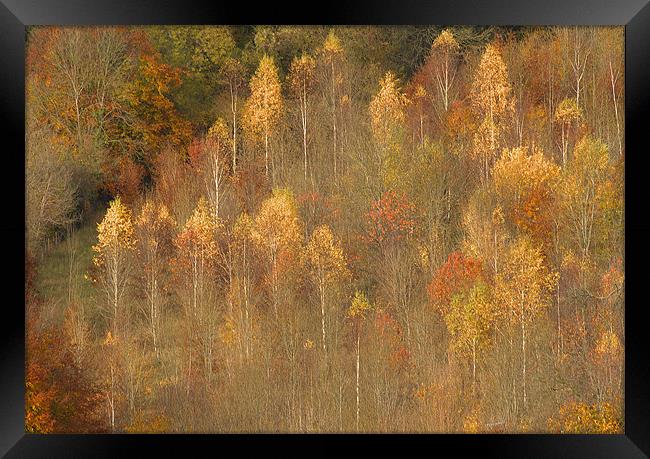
[366,191,416,245]
[26,312,106,433]
[427,251,484,316]
[124,40,192,158]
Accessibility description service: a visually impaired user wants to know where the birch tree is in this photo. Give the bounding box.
[304,224,350,358]
[135,200,175,358]
[243,55,283,179]
[288,53,317,181]
[92,196,136,338]
[322,30,344,180]
[496,236,557,411]
[470,43,514,182]
[347,291,373,432]
[430,29,460,113]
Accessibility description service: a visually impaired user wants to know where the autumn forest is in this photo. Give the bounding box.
[25,26,624,433]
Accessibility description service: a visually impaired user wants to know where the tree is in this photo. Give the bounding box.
[124,42,193,163]
[304,225,350,358]
[251,188,303,320]
[563,27,591,109]
[347,291,373,432]
[26,315,106,433]
[27,27,133,206]
[430,29,460,112]
[470,43,513,181]
[493,146,561,243]
[288,53,317,181]
[192,26,236,74]
[411,84,427,148]
[26,127,77,253]
[559,136,611,261]
[222,57,246,172]
[550,401,621,433]
[204,118,232,220]
[366,190,416,247]
[554,97,583,167]
[445,282,496,390]
[135,200,176,358]
[427,251,484,317]
[495,236,557,411]
[322,30,344,180]
[369,72,410,187]
[231,212,257,361]
[92,196,136,338]
[243,55,283,179]
[173,197,223,383]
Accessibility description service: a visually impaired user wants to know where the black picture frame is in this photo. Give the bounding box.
[2,0,649,457]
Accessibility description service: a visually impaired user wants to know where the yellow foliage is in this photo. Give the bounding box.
[595,330,622,359]
[288,53,316,98]
[463,412,480,433]
[243,54,283,143]
[496,236,558,325]
[413,84,427,100]
[207,117,230,144]
[233,212,255,244]
[252,188,303,258]
[432,29,460,52]
[445,282,496,359]
[348,291,372,319]
[493,145,560,235]
[173,197,222,269]
[92,196,136,268]
[470,43,513,120]
[323,29,343,55]
[136,200,176,252]
[554,97,582,124]
[369,71,409,151]
[550,401,622,433]
[305,224,349,285]
[219,316,238,347]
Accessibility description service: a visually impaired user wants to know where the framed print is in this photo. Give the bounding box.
[2,0,649,456]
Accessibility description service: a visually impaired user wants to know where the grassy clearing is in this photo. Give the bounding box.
[35,207,105,327]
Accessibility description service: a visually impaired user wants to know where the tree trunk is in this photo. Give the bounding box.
[331,58,338,181]
[522,316,527,410]
[303,85,308,182]
[320,282,327,357]
[264,130,269,177]
[472,338,477,395]
[355,332,360,433]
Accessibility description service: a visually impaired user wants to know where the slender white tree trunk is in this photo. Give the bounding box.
[320,282,327,357]
[355,332,360,432]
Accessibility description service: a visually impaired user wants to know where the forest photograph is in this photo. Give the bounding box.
[25,25,624,433]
